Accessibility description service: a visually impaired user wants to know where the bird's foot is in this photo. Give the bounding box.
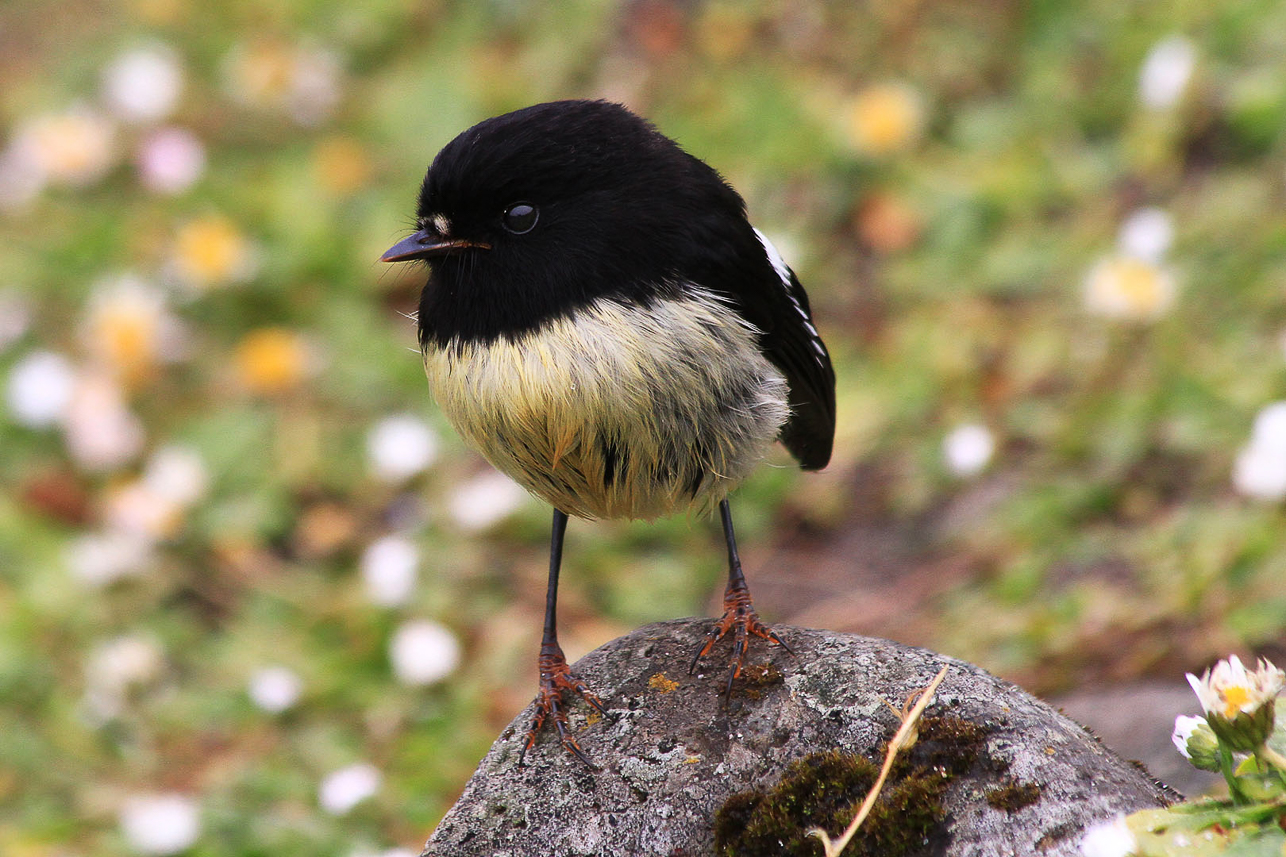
[519,641,606,768]
[689,583,791,696]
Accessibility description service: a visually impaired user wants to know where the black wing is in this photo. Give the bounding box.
[662,154,836,469]
[744,230,836,470]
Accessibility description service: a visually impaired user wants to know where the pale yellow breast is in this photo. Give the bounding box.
[423,290,789,520]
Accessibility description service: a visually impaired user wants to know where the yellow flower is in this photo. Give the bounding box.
[223,39,296,109]
[82,275,179,385]
[844,82,926,157]
[312,135,371,196]
[171,215,257,289]
[1186,655,1284,752]
[1083,256,1176,321]
[234,328,313,395]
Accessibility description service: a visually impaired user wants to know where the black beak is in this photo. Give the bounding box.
[380,230,490,263]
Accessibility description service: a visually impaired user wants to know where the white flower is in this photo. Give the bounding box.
[361,536,419,608]
[144,445,209,507]
[248,665,303,713]
[1187,655,1283,752]
[1186,654,1284,722]
[1233,441,1286,500]
[1139,35,1196,110]
[389,620,461,686]
[367,414,440,483]
[63,372,145,471]
[167,214,260,290]
[1170,714,1202,759]
[82,632,165,722]
[1117,208,1173,264]
[102,43,184,123]
[137,127,205,194]
[1170,714,1220,771]
[1233,402,1286,500]
[1080,814,1136,857]
[14,105,116,188]
[66,530,154,587]
[447,471,527,531]
[6,350,76,427]
[87,634,164,696]
[943,423,994,477]
[1250,402,1286,452]
[319,763,381,815]
[119,793,201,856]
[1084,256,1176,321]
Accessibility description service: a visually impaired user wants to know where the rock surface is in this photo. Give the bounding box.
[1053,681,1220,799]
[422,619,1177,856]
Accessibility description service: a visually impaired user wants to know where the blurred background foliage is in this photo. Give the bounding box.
[3,0,1286,854]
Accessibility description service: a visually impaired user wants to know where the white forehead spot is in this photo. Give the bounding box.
[753,228,792,288]
[427,214,451,236]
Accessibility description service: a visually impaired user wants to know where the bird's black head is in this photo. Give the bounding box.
[383,100,754,347]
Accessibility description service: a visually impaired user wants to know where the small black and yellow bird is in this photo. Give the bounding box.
[382,99,835,764]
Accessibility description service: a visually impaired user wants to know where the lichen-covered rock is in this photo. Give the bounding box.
[422,619,1176,857]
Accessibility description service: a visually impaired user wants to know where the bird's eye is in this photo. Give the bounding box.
[502,203,539,234]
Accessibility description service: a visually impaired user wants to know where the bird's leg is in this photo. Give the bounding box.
[520,509,606,767]
[689,498,791,695]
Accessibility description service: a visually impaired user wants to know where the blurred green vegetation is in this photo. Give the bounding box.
[4,0,1286,854]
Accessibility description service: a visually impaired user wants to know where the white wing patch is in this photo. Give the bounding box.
[755,227,793,287]
[753,228,827,361]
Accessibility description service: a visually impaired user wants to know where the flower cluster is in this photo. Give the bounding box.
[1083,655,1286,856]
[1083,207,1178,322]
[0,29,501,857]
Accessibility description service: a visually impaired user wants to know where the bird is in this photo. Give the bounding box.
[381,99,835,765]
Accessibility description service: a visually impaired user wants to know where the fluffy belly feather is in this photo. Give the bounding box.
[423,290,789,520]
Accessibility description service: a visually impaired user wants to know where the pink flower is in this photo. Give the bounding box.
[137,127,205,194]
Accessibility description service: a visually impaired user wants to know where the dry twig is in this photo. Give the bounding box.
[808,666,951,857]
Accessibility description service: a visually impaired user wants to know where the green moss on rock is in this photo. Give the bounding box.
[713,717,990,857]
[985,778,1043,812]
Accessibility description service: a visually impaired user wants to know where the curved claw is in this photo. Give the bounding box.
[553,711,600,769]
[518,646,604,768]
[689,587,788,698]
